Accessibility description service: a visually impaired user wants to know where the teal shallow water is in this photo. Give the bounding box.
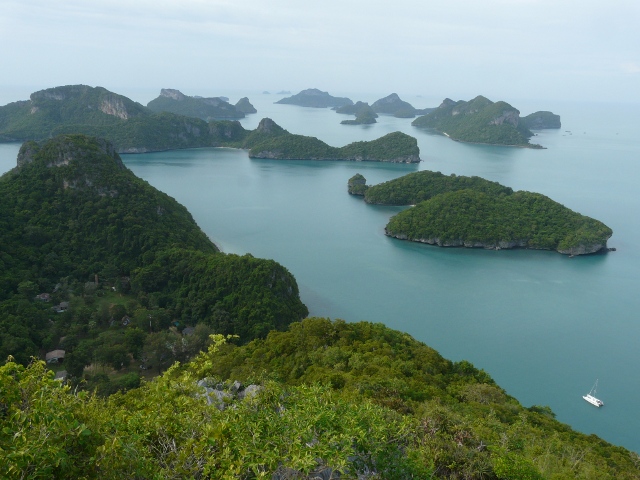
[2,95,639,452]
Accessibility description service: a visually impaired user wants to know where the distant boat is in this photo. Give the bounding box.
[583,379,604,407]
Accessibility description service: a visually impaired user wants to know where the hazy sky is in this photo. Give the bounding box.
[2,0,639,104]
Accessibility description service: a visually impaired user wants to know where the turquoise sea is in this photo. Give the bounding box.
[1,91,639,453]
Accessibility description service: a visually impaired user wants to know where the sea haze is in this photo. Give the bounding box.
[1,92,639,453]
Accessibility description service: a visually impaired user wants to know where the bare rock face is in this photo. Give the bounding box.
[160,88,187,101]
[100,95,133,120]
[489,109,520,127]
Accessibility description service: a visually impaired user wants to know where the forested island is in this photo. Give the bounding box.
[147,88,254,120]
[0,134,637,478]
[349,171,612,255]
[0,85,419,161]
[411,96,560,147]
[275,88,354,108]
[245,119,420,162]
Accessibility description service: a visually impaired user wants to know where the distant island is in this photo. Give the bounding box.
[371,93,435,118]
[147,88,253,120]
[349,171,612,255]
[276,88,353,108]
[244,119,420,162]
[520,110,562,130]
[0,85,418,160]
[335,101,378,125]
[411,96,560,147]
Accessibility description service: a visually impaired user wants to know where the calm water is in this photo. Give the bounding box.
[2,92,639,452]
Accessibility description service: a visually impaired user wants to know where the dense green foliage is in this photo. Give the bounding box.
[362,170,513,205]
[275,88,353,108]
[0,135,307,373]
[3,320,638,479]
[147,90,245,120]
[412,96,540,147]
[131,248,308,342]
[386,189,613,253]
[248,131,420,162]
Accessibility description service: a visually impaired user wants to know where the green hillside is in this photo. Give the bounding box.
[412,96,542,147]
[2,318,638,478]
[0,135,307,369]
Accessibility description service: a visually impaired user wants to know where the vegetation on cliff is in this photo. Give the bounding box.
[0,135,307,374]
[2,318,638,479]
[412,96,542,147]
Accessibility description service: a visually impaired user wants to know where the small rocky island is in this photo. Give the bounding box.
[411,96,560,147]
[349,171,612,255]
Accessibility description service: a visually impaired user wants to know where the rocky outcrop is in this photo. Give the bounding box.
[556,243,608,256]
[197,378,263,410]
[347,174,368,195]
[160,88,186,101]
[100,95,134,120]
[385,230,608,256]
[488,109,520,128]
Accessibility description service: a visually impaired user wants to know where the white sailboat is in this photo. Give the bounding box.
[583,379,604,407]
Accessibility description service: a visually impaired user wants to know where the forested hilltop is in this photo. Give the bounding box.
[350,171,612,255]
[0,135,307,387]
[411,96,559,147]
[2,318,639,478]
[0,85,419,161]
